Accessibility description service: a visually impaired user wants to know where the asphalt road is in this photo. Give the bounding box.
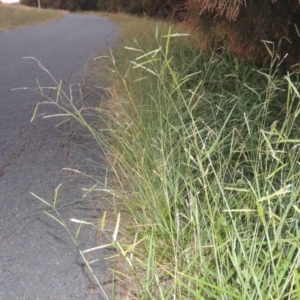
[0,14,119,299]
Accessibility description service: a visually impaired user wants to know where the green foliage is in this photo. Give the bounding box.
[89,22,300,297]
[101,25,300,298]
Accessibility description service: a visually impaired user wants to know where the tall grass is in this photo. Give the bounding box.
[93,22,300,298]
[0,4,65,31]
[31,15,300,299]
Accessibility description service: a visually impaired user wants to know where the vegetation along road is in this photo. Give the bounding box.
[0,13,119,299]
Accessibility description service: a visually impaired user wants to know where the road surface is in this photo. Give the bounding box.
[0,13,119,299]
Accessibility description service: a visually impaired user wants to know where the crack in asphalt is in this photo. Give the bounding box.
[0,143,26,176]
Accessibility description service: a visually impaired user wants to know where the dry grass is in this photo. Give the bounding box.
[185,0,245,21]
[0,3,66,31]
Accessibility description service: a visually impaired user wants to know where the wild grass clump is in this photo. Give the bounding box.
[94,23,300,298]
[0,4,65,31]
[29,15,300,299]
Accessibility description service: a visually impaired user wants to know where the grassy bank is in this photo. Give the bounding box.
[0,4,65,31]
[33,13,300,299]
[92,15,300,299]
